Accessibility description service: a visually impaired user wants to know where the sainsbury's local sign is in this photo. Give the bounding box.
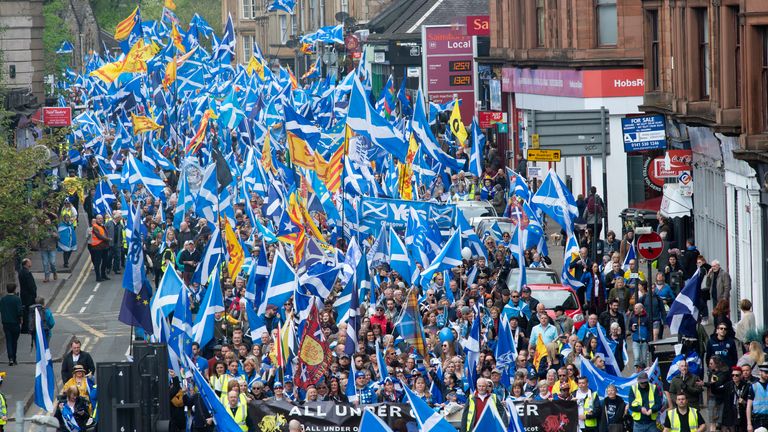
[422,25,477,123]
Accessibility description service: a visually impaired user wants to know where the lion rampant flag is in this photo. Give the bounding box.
[222,218,244,278]
[295,303,332,389]
[532,333,547,370]
[131,114,162,134]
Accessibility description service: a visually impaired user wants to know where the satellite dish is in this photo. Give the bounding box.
[335,12,349,23]
[286,39,297,48]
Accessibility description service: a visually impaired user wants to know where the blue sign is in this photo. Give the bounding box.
[621,114,667,152]
[358,197,456,235]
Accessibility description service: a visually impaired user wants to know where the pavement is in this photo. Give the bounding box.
[0,214,133,430]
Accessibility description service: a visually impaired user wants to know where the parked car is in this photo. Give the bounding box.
[455,200,497,223]
[473,217,515,241]
[506,268,586,328]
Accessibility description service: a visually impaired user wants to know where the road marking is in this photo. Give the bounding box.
[56,260,92,314]
[81,336,91,350]
[93,282,100,293]
[124,344,131,358]
[84,295,94,305]
[67,316,106,338]
[79,306,87,314]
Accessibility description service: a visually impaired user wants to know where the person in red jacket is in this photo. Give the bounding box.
[370,304,391,334]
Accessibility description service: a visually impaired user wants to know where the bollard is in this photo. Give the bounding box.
[14,401,24,432]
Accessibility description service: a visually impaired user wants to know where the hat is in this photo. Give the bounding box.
[382,376,394,384]
[73,365,86,374]
[635,361,647,369]
[636,372,649,383]
[759,363,768,373]
[355,371,366,379]
[376,304,385,310]
[273,381,283,388]
[527,371,537,380]
[522,286,531,293]
[284,375,293,382]
[460,306,471,315]
[491,369,502,375]
[430,358,441,366]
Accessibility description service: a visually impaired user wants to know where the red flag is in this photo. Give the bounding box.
[295,303,331,389]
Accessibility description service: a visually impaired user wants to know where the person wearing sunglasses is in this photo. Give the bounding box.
[706,322,739,368]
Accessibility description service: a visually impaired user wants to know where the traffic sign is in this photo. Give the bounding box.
[527,148,561,162]
[531,133,540,149]
[637,232,663,260]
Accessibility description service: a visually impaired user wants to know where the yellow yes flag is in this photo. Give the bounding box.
[164,0,177,10]
[532,333,548,370]
[222,218,245,278]
[131,114,162,134]
[449,100,468,146]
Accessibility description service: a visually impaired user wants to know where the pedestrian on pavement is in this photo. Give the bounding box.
[0,284,22,366]
[29,297,55,344]
[61,338,96,384]
[89,215,111,282]
[703,260,732,316]
[57,211,77,269]
[18,258,36,334]
[39,217,59,283]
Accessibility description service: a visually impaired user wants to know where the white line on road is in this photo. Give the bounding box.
[79,306,87,314]
[93,282,100,293]
[84,295,94,305]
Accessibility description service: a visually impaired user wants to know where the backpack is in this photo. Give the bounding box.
[587,195,604,215]
[28,305,52,335]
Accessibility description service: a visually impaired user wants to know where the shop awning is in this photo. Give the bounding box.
[628,196,662,212]
[660,183,693,218]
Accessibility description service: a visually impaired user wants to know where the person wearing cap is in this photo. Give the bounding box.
[460,377,507,432]
[490,368,508,400]
[377,377,401,403]
[270,381,286,401]
[748,363,768,430]
[62,365,93,411]
[663,392,706,432]
[355,371,377,405]
[629,371,662,432]
[668,360,705,409]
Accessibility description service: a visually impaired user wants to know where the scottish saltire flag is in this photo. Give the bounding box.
[267,0,295,14]
[596,323,621,375]
[495,315,517,370]
[192,226,223,285]
[219,87,245,130]
[212,14,235,64]
[665,270,703,338]
[666,350,703,380]
[581,357,661,402]
[168,285,193,377]
[507,400,526,432]
[192,266,225,347]
[173,170,191,229]
[506,168,531,202]
[456,210,486,259]
[394,289,428,358]
[123,204,145,294]
[346,75,407,161]
[403,386,455,432]
[464,313,480,392]
[367,226,389,270]
[57,223,77,252]
[56,40,74,54]
[388,227,411,280]
[359,410,394,432]
[93,180,115,216]
[419,230,462,288]
[150,267,185,341]
[411,89,465,172]
[143,140,177,171]
[299,262,339,299]
[258,251,297,314]
[34,308,55,412]
[397,78,411,117]
[188,360,243,431]
[375,340,389,380]
[346,358,359,403]
[125,154,167,201]
[472,402,506,432]
[531,169,578,234]
[562,233,584,290]
[622,241,637,271]
[469,117,485,178]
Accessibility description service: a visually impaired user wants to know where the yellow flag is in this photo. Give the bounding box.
[405,132,419,164]
[171,24,186,53]
[122,40,160,74]
[449,100,468,145]
[246,55,265,80]
[262,132,274,172]
[223,218,245,278]
[115,6,139,41]
[131,114,162,134]
[287,132,316,170]
[398,162,413,200]
[532,333,548,370]
[89,60,125,83]
[164,0,177,10]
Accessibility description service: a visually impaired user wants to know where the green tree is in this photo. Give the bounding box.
[91,0,222,36]
[43,0,74,76]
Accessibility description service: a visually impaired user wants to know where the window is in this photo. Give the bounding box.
[291,14,297,36]
[536,0,545,47]
[696,8,710,99]
[596,0,617,46]
[762,29,768,130]
[243,0,258,19]
[731,6,741,107]
[242,36,253,59]
[647,9,660,90]
[341,0,349,13]
[280,15,288,45]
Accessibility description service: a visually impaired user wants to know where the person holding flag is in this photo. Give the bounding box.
[460,377,506,432]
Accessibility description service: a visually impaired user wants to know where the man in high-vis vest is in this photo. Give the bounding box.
[663,393,705,432]
[629,372,662,432]
[747,362,768,431]
[460,378,507,432]
[576,376,600,432]
[225,389,250,431]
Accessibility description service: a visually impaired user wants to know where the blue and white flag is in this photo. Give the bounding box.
[621,241,637,271]
[346,358,359,403]
[531,169,578,235]
[56,40,74,54]
[168,285,194,378]
[472,402,506,432]
[57,223,77,252]
[468,117,485,178]
[358,410,394,432]
[562,233,585,290]
[346,75,407,161]
[122,204,145,294]
[258,251,297,314]
[192,226,223,285]
[375,340,388,380]
[494,315,517,369]
[419,230,462,288]
[150,267,185,341]
[580,357,660,402]
[267,0,295,14]
[192,265,225,348]
[125,154,167,202]
[143,140,177,172]
[403,385,456,432]
[93,180,115,216]
[596,322,621,375]
[188,360,244,431]
[665,270,702,338]
[34,308,55,412]
[299,262,339,299]
[212,14,235,64]
[666,350,703,381]
[388,227,411,280]
[219,87,245,130]
[506,400,526,432]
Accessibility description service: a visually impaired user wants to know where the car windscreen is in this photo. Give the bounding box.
[459,205,496,220]
[531,290,579,310]
[506,269,559,287]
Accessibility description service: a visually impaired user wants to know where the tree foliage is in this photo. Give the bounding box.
[90,0,222,36]
[43,0,73,76]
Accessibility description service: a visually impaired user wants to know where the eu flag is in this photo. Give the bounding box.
[118,276,154,335]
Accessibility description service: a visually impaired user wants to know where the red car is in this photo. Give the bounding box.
[506,268,586,329]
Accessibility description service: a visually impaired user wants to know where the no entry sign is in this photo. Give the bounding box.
[637,232,663,260]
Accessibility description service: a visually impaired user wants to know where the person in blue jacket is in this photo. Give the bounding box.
[706,322,739,368]
[629,303,652,368]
